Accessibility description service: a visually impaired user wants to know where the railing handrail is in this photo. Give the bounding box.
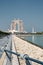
[4,49,43,65]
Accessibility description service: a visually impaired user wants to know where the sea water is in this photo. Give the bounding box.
[25,35,43,48]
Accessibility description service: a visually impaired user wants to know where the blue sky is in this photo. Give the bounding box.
[0,0,43,32]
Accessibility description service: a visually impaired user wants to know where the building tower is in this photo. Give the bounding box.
[11,19,24,32]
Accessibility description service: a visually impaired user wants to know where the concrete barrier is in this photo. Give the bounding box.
[0,35,12,65]
[11,35,19,65]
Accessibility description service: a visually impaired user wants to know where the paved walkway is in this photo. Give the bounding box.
[0,35,43,65]
[13,35,43,65]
